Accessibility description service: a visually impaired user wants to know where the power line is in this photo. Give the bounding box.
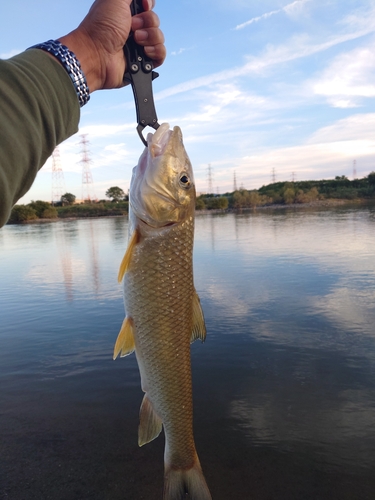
[51,147,66,205]
[80,135,96,202]
[207,164,213,194]
[271,168,276,183]
[233,171,238,192]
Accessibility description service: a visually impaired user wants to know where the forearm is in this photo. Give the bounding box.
[0,50,79,227]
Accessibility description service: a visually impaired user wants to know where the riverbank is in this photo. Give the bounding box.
[7,198,373,225]
[196,198,372,216]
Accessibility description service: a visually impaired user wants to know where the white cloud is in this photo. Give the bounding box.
[78,123,133,139]
[157,16,375,101]
[0,48,22,59]
[308,113,375,143]
[171,48,187,56]
[171,46,196,56]
[206,113,375,191]
[311,42,375,107]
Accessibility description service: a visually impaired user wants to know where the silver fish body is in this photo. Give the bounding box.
[115,124,211,500]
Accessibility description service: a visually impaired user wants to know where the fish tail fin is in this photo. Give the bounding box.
[163,459,211,500]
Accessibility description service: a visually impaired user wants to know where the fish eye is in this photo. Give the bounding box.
[179,173,191,189]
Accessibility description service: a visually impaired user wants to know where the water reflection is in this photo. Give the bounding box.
[1,206,375,499]
[56,222,74,301]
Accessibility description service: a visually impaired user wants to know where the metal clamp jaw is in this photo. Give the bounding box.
[124,0,160,146]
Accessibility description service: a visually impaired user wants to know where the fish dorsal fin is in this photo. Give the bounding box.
[113,317,136,360]
[138,394,163,446]
[190,291,206,343]
[118,229,139,283]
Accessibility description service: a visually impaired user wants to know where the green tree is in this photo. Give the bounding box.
[61,193,76,205]
[28,200,51,217]
[233,189,250,208]
[205,196,228,210]
[42,207,58,219]
[283,187,295,204]
[295,187,319,203]
[248,190,261,207]
[195,197,206,210]
[8,205,37,223]
[367,172,375,186]
[106,186,125,202]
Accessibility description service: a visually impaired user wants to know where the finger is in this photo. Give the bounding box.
[132,11,160,31]
[142,0,155,11]
[134,27,165,46]
[144,43,166,68]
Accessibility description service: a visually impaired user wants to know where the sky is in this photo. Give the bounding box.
[1,0,375,202]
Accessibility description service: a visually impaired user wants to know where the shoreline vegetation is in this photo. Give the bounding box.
[7,173,375,224]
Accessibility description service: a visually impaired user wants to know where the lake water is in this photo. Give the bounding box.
[1,205,375,499]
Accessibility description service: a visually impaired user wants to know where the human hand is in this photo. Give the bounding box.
[59,0,166,92]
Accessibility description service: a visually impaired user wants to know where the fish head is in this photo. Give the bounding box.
[130,123,195,228]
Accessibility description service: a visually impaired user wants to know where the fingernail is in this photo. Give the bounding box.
[135,30,148,42]
[147,0,154,10]
[145,46,156,57]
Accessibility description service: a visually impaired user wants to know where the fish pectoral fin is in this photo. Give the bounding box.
[113,317,135,360]
[190,290,207,343]
[138,395,163,447]
[118,229,139,283]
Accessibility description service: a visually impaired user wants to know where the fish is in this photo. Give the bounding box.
[114,123,212,500]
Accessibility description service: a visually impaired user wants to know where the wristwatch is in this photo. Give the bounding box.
[28,39,90,107]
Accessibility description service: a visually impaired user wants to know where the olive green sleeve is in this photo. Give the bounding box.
[0,49,80,227]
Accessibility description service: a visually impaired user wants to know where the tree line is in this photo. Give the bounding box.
[8,188,128,223]
[196,172,375,210]
[7,173,375,223]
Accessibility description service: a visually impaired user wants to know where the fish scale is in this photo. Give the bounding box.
[125,219,196,464]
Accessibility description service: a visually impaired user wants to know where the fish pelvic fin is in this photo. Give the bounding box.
[190,290,207,343]
[113,317,135,360]
[118,229,139,283]
[164,459,212,500]
[138,394,163,446]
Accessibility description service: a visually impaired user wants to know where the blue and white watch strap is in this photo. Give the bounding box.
[28,39,90,107]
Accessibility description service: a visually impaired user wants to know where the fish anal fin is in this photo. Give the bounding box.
[138,395,163,447]
[190,290,206,343]
[118,229,139,283]
[113,317,135,360]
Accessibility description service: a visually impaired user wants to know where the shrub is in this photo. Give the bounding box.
[8,205,38,223]
[283,187,295,204]
[205,196,228,210]
[195,198,206,210]
[28,200,51,217]
[42,207,58,219]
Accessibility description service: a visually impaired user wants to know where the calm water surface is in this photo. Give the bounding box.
[1,206,375,499]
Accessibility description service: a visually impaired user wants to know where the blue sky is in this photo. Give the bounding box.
[2,0,375,202]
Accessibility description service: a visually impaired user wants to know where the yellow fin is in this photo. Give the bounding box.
[190,290,206,343]
[113,317,135,360]
[118,229,139,283]
[138,395,163,447]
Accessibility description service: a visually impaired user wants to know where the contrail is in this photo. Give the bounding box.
[235,0,309,30]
